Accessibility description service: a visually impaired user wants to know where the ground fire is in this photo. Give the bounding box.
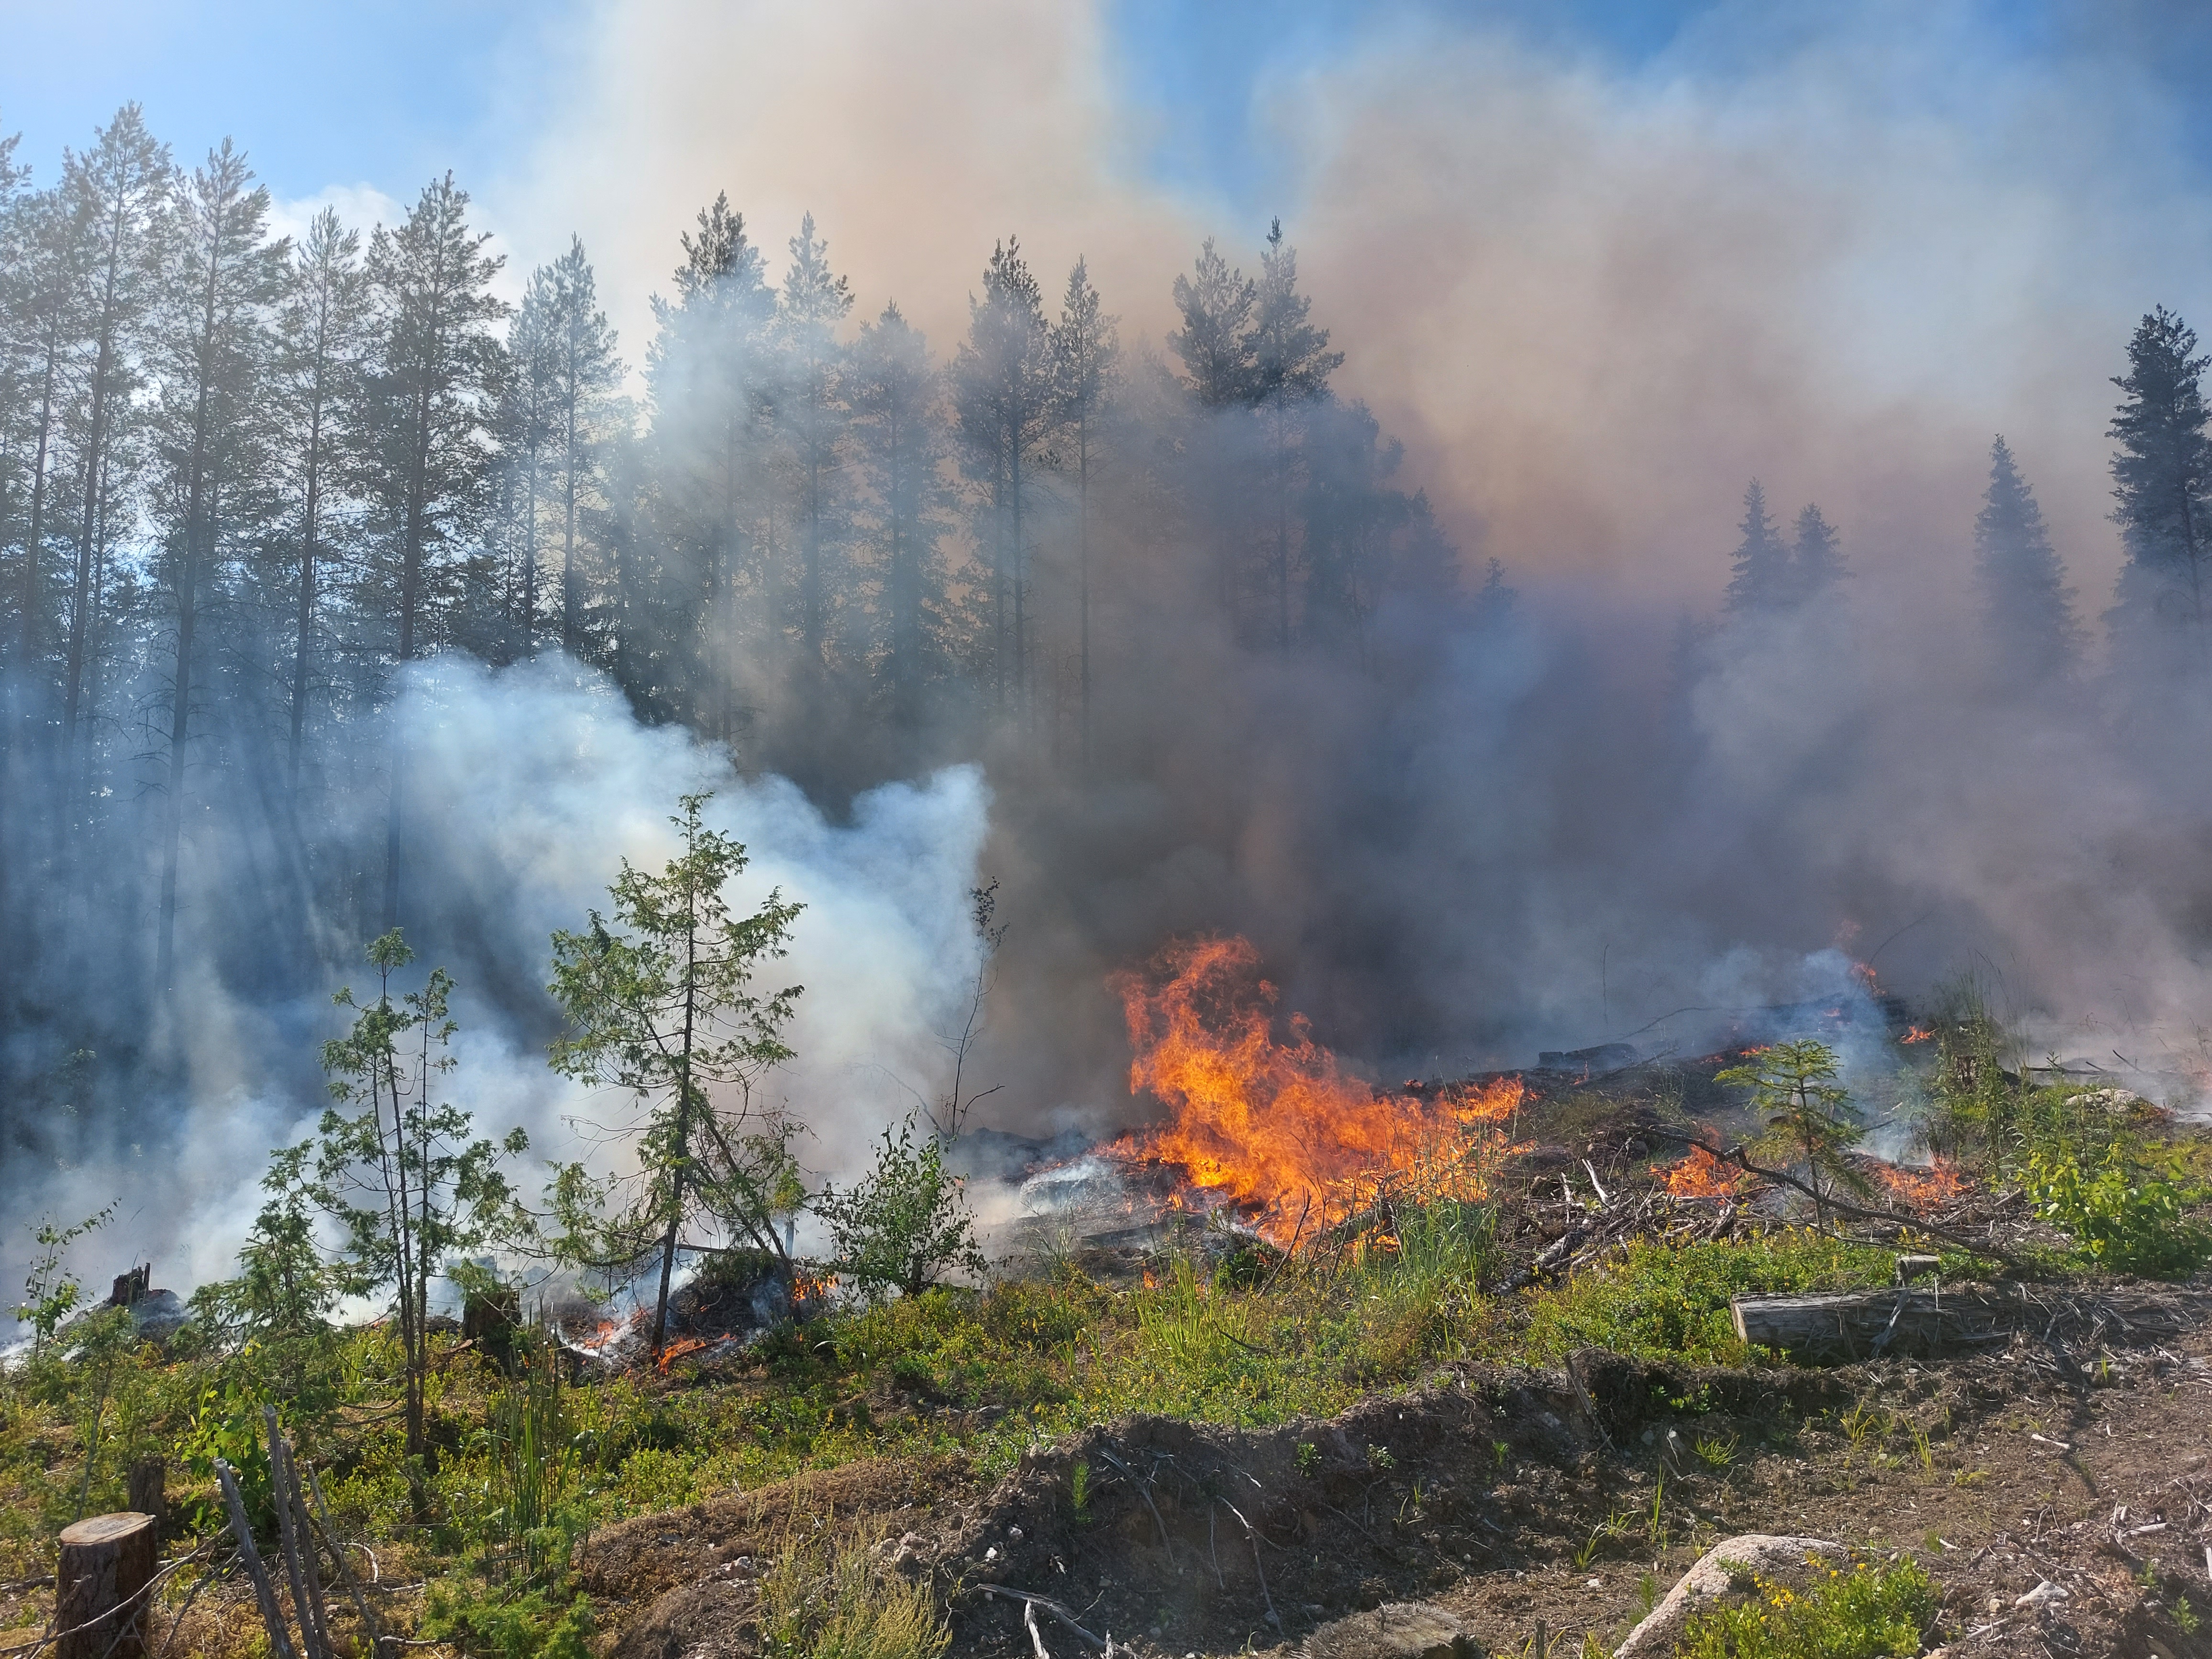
[1105,937,1526,1242]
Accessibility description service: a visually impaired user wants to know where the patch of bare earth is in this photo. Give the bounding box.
[582,1290,2212,1659]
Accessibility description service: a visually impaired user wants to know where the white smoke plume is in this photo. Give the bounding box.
[5,657,989,1323]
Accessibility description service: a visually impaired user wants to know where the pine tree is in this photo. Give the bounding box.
[535,238,622,660]
[59,106,171,749]
[363,174,505,927]
[644,193,775,737]
[1790,503,1845,604]
[276,208,368,784]
[1050,257,1117,763]
[151,140,283,994]
[775,213,851,672]
[1167,238,1256,407]
[1975,435,2080,688]
[1248,219,1341,646]
[1723,480,1790,614]
[2107,306,2211,669]
[501,266,556,655]
[951,238,1053,709]
[1,184,89,682]
[849,301,952,723]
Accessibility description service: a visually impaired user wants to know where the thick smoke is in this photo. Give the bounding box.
[2,658,989,1308]
[13,0,2212,1313]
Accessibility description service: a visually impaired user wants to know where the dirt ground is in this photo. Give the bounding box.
[587,1289,2212,1659]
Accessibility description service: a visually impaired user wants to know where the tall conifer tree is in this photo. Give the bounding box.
[364,174,505,927]
[1975,436,2079,688]
[1724,480,1790,614]
[2107,306,2211,670]
[775,214,851,673]
[1051,257,1117,762]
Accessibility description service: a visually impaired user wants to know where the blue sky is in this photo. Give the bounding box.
[12,0,2208,218]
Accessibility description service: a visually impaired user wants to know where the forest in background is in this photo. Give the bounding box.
[6,104,2212,1209]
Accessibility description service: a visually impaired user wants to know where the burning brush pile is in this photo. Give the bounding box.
[1068,938,1529,1249]
[1010,936,2031,1282]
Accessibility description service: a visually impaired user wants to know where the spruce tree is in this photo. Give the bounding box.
[501,265,556,654]
[1723,479,1790,614]
[644,194,775,737]
[537,238,622,660]
[1975,435,2080,688]
[1790,503,1845,604]
[2107,306,2211,669]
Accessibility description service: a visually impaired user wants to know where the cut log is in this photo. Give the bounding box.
[1731,1287,2015,1361]
[55,1511,157,1659]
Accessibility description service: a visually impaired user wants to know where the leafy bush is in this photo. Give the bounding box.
[818,1119,987,1300]
[1677,1556,1936,1659]
[2025,1147,2210,1278]
[421,1581,594,1659]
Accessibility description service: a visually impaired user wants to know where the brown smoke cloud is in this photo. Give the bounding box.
[491,0,2212,615]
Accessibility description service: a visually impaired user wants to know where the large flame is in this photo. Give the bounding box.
[1873,1155,1966,1208]
[1111,938,1525,1240]
[1661,1143,1747,1198]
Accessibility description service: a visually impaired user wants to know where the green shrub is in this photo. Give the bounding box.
[421,1581,594,1659]
[2025,1147,2210,1278]
[1677,1556,1936,1659]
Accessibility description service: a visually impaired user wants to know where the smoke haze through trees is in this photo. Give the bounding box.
[6,95,2212,1294]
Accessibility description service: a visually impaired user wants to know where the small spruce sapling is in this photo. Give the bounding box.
[1716,1039,1869,1227]
[546,791,803,1358]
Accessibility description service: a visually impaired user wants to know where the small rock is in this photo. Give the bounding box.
[1008,1526,1025,1542]
[2017,1581,2068,1608]
[1304,1602,1477,1659]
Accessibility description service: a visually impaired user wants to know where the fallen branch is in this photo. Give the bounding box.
[1645,1129,2026,1268]
[975,1587,1106,1650]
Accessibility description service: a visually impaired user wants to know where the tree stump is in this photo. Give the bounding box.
[56,1512,157,1659]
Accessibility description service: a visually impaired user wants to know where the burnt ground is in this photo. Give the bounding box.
[584,1287,2212,1659]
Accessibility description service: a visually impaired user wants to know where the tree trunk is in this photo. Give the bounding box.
[1730,1287,2012,1362]
[56,1511,157,1659]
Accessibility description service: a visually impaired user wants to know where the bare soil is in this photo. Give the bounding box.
[584,1289,2212,1659]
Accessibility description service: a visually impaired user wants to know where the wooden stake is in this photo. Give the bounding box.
[215,1458,300,1659]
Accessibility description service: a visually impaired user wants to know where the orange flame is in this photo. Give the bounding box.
[1661,1144,1747,1198]
[1900,1025,1935,1044]
[1874,1156,1965,1207]
[1110,938,1526,1241]
[656,1335,710,1373]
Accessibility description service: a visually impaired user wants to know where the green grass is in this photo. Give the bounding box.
[1520,1232,1896,1364]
